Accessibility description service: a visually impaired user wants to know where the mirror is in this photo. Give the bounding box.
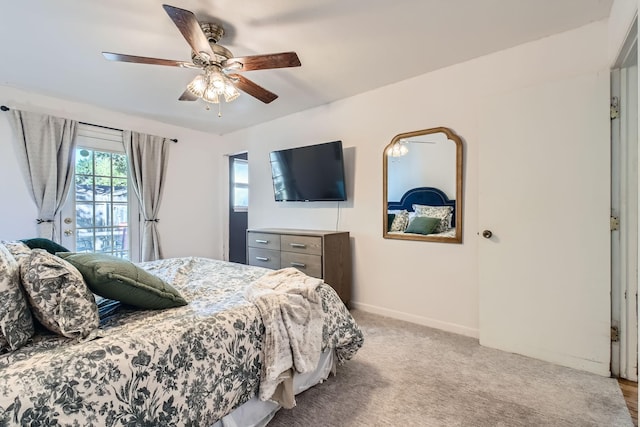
[383,126,463,243]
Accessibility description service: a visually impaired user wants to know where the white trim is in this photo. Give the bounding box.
[350,301,479,339]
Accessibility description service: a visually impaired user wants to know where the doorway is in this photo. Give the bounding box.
[228,152,248,264]
[60,124,140,261]
[610,17,638,381]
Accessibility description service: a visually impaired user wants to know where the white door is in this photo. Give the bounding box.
[60,124,140,261]
[477,72,611,375]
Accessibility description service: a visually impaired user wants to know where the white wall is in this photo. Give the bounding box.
[216,21,612,374]
[0,86,225,259]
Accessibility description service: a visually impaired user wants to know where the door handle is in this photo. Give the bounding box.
[64,229,74,236]
[482,230,493,239]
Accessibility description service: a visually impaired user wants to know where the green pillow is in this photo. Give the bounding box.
[57,252,187,309]
[21,238,70,255]
[405,216,441,235]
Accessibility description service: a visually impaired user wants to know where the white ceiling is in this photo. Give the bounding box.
[0,0,612,135]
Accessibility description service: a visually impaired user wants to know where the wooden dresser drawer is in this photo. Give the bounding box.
[281,252,322,279]
[281,235,322,255]
[247,248,281,270]
[247,232,281,250]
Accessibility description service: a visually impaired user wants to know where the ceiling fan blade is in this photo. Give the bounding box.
[162,4,215,61]
[224,52,301,72]
[102,52,199,69]
[229,74,278,104]
[178,89,198,101]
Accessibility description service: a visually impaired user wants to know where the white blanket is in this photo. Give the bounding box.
[245,267,324,407]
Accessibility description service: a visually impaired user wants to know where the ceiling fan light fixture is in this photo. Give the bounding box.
[223,83,240,102]
[386,141,409,157]
[187,74,207,98]
[202,86,220,104]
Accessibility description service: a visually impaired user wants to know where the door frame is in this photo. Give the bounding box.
[228,152,248,264]
[610,16,638,381]
[222,150,249,262]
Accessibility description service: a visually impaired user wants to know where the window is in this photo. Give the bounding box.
[232,158,248,212]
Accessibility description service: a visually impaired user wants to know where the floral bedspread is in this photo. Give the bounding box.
[0,257,363,426]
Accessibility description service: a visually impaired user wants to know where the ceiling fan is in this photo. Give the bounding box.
[102,4,301,108]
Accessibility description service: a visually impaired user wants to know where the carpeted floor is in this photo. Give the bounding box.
[269,310,633,427]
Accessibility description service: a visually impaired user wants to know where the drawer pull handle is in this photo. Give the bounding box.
[290,243,306,248]
[255,256,270,262]
[290,262,306,268]
[255,239,269,244]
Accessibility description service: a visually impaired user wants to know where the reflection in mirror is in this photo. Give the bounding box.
[383,127,463,243]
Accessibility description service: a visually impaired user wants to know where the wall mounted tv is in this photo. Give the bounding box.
[270,140,347,202]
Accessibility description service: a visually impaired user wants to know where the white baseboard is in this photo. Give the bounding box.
[350,301,480,339]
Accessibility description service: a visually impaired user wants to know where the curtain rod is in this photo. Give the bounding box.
[1,105,177,143]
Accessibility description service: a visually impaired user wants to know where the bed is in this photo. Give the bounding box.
[0,244,363,427]
[387,186,456,237]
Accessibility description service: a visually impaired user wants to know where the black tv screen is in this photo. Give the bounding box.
[270,140,347,202]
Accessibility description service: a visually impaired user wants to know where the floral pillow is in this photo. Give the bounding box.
[20,249,99,338]
[389,210,410,232]
[0,243,34,351]
[412,205,453,233]
[1,240,32,261]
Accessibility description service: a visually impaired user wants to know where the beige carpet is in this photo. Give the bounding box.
[269,310,633,427]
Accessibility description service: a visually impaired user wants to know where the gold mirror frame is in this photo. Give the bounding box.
[383,126,463,243]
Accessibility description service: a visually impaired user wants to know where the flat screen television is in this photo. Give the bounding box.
[270,140,347,202]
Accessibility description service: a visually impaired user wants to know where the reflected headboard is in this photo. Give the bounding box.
[387,187,456,227]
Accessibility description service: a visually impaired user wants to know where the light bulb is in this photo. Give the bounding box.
[202,86,220,104]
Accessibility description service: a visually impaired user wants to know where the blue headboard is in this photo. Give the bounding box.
[388,187,456,227]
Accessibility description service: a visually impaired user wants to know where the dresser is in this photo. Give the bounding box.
[246,228,351,305]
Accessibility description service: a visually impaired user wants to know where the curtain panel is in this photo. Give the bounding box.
[9,110,78,241]
[123,131,170,262]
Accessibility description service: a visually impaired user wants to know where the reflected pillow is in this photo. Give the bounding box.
[405,216,441,235]
[0,243,34,351]
[21,249,99,338]
[389,210,410,232]
[58,252,187,309]
[413,205,453,233]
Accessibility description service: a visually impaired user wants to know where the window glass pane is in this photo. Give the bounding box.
[95,203,110,227]
[112,153,128,178]
[113,226,128,257]
[76,229,94,253]
[95,229,112,253]
[76,149,93,175]
[113,203,128,227]
[233,159,248,184]
[94,152,112,177]
[234,187,249,208]
[113,178,127,202]
[95,177,111,201]
[76,203,94,227]
[75,175,93,201]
